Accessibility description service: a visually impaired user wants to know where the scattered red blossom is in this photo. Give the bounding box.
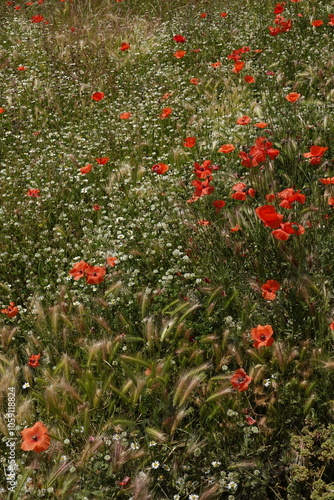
[27,189,40,197]
[28,354,41,368]
[231,369,253,391]
[173,35,186,43]
[251,325,275,348]
[1,302,19,318]
[183,137,196,148]
[91,92,105,101]
[21,422,50,453]
[152,163,169,174]
[160,107,172,119]
[119,43,130,51]
[286,92,301,103]
[261,280,280,300]
[218,144,235,153]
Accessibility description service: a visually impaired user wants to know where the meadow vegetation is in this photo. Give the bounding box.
[0,0,334,498]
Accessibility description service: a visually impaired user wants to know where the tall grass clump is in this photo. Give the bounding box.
[0,0,334,498]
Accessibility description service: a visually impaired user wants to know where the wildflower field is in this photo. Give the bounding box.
[1,0,334,498]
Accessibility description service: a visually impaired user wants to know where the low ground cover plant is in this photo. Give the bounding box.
[0,0,334,498]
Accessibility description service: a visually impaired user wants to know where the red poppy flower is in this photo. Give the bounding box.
[192,177,215,197]
[161,92,173,101]
[329,14,334,26]
[211,61,221,68]
[193,160,212,179]
[27,189,40,197]
[266,193,276,202]
[197,219,211,226]
[236,115,251,125]
[244,75,255,83]
[18,65,27,71]
[330,321,334,330]
[238,151,253,168]
[230,225,241,232]
[231,369,253,392]
[160,107,172,119]
[183,137,196,148]
[80,164,93,174]
[246,415,257,425]
[91,92,105,101]
[173,35,186,43]
[119,112,131,119]
[231,182,255,200]
[28,353,41,367]
[1,302,19,318]
[107,257,117,267]
[319,177,334,184]
[218,144,235,153]
[69,261,89,280]
[0,108,5,113]
[274,14,292,31]
[228,46,250,60]
[190,78,199,85]
[85,265,106,284]
[212,200,226,212]
[255,205,283,229]
[220,12,228,17]
[95,157,109,165]
[261,279,280,300]
[251,325,274,348]
[303,146,328,165]
[31,15,45,23]
[21,422,50,453]
[272,228,290,240]
[93,204,101,211]
[174,50,186,59]
[200,13,207,18]
[248,147,266,165]
[231,191,246,201]
[187,195,200,204]
[286,92,301,103]
[119,43,130,51]
[254,122,269,128]
[312,20,323,27]
[278,188,306,209]
[280,222,305,235]
[152,163,169,174]
[233,61,244,73]
[242,137,279,168]
[269,18,281,32]
[329,197,334,206]
[274,2,285,14]
[253,136,280,159]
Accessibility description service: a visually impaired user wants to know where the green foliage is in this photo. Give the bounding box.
[0,0,334,498]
